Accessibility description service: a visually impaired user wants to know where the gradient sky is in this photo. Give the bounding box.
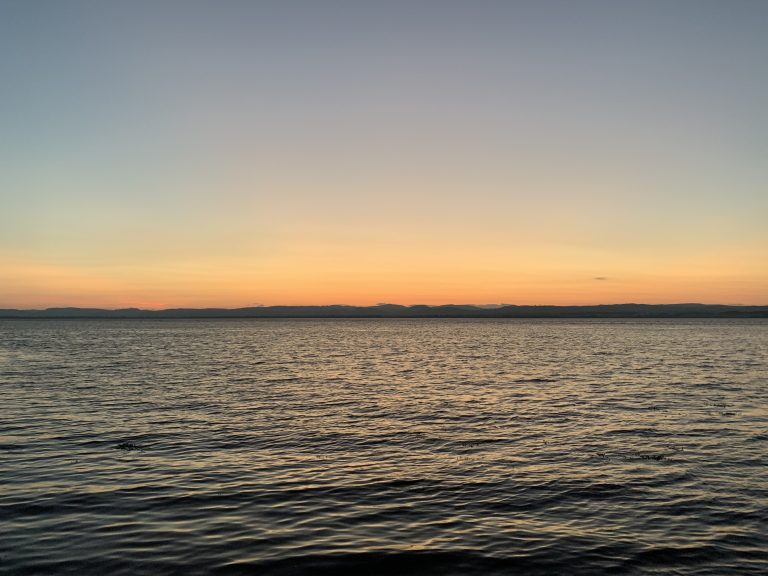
[2,0,766,308]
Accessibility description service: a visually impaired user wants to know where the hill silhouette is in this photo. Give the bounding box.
[0,304,766,318]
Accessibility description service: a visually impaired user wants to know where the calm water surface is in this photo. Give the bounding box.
[1,319,767,575]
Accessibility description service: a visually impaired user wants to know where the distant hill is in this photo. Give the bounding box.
[0,304,767,318]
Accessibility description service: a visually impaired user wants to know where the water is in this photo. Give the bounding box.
[1,319,766,575]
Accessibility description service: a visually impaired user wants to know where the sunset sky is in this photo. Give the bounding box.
[2,0,766,308]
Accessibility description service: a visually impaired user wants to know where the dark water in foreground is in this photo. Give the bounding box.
[1,319,766,575]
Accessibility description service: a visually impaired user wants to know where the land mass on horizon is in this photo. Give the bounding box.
[1,304,766,318]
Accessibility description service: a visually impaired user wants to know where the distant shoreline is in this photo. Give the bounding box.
[1,304,767,319]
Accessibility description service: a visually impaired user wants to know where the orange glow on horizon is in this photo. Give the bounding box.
[2,251,766,309]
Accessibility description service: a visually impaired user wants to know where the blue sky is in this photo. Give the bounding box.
[1,0,766,307]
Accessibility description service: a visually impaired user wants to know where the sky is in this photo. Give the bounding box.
[1,0,766,308]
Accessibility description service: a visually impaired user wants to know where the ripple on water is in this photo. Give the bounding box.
[1,318,767,575]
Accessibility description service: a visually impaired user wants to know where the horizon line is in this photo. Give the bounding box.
[3,302,768,312]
